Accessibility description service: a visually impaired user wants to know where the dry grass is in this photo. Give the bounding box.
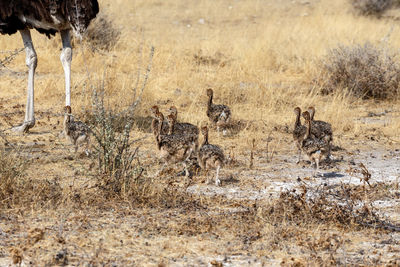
[1,0,400,265]
[0,147,62,210]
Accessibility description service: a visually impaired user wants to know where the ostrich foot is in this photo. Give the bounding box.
[11,120,35,134]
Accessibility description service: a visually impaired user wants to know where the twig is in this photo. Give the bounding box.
[0,48,24,68]
[249,138,255,169]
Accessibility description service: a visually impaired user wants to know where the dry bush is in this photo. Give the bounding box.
[192,50,229,67]
[77,174,204,210]
[133,182,399,246]
[0,148,62,209]
[84,11,120,51]
[86,47,154,199]
[126,177,207,209]
[124,182,399,260]
[351,0,393,17]
[264,183,400,231]
[88,88,143,198]
[318,42,400,99]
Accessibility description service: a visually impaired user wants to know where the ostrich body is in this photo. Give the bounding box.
[206,88,231,134]
[168,106,199,149]
[155,112,195,178]
[307,107,333,142]
[0,0,99,133]
[293,107,307,163]
[198,125,225,186]
[307,106,333,159]
[64,105,90,155]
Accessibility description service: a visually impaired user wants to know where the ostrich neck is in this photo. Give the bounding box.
[156,119,162,150]
[151,118,158,135]
[156,115,163,140]
[63,114,71,134]
[207,96,213,111]
[202,132,209,146]
[305,119,311,139]
[168,120,175,135]
[294,112,301,129]
[171,111,178,121]
[310,110,315,121]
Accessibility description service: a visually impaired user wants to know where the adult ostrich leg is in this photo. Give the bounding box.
[60,30,73,116]
[16,29,38,133]
[0,0,99,133]
[14,29,72,133]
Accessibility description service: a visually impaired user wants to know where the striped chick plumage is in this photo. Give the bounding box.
[206,88,231,132]
[155,112,195,177]
[301,111,330,174]
[64,105,90,155]
[307,106,333,142]
[198,125,225,186]
[168,106,199,149]
[150,105,169,137]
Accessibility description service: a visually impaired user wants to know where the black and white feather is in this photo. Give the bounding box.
[1,0,99,134]
[0,0,99,37]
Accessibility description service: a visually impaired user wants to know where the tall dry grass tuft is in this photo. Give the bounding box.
[0,147,62,210]
[0,148,28,205]
[317,42,400,100]
[83,10,121,51]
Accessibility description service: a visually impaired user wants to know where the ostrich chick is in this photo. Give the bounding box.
[198,125,225,186]
[308,106,333,159]
[150,105,168,137]
[292,107,307,163]
[155,112,195,178]
[168,105,199,149]
[206,88,231,135]
[301,111,330,176]
[64,106,90,155]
